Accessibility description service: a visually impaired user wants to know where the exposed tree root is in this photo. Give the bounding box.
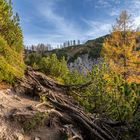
[13,68,123,140]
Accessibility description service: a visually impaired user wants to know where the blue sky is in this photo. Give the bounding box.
[12,0,140,47]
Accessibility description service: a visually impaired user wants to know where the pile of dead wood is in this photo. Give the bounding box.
[13,68,124,140]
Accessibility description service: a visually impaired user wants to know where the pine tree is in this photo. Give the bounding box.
[0,0,24,83]
[102,10,140,83]
[0,0,23,52]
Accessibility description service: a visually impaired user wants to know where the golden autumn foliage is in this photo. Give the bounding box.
[102,11,140,83]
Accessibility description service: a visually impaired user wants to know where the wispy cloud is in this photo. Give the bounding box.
[127,0,140,27]
[15,0,140,46]
[110,8,120,16]
[31,0,112,46]
[26,0,108,46]
[97,0,111,8]
[37,0,83,41]
[100,0,140,28]
[83,19,111,38]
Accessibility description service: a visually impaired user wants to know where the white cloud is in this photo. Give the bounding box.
[24,34,64,47]
[110,8,120,16]
[134,16,140,28]
[83,19,111,39]
[124,0,140,28]
[29,0,112,47]
[108,0,140,28]
[38,0,83,41]
[22,0,88,46]
[23,0,140,47]
[25,0,113,47]
[98,0,111,8]
[114,0,121,5]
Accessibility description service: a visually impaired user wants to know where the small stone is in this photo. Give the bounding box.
[35,137,41,140]
[15,133,24,140]
[6,89,12,94]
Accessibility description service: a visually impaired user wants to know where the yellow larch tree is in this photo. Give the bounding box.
[102,10,140,83]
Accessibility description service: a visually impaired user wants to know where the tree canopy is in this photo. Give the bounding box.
[102,10,140,83]
[0,0,24,83]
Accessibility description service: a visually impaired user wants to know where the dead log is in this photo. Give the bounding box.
[21,68,93,92]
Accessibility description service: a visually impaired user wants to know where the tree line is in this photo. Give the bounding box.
[25,40,81,54]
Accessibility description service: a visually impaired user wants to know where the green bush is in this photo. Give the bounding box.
[0,0,24,83]
[25,51,140,139]
[26,53,88,84]
[25,53,42,67]
[63,70,89,85]
[0,37,24,83]
[71,63,139,122]
[39,54,69,79]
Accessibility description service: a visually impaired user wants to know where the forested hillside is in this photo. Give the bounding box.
[25,35,107,63]
[0,0,140,140]
[23,11,140,140]
[25,32,140,74]
[25,33,140,62]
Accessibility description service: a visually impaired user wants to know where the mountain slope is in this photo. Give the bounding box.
[45,35,109,63]
[25,33,140,73]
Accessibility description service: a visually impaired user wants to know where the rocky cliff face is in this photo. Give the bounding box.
[68,54,103,73]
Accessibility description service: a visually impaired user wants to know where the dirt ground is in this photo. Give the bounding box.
[0,82,10,89]
[0,89,66,140]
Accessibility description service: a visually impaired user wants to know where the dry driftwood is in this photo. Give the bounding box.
[13,68,122,140]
